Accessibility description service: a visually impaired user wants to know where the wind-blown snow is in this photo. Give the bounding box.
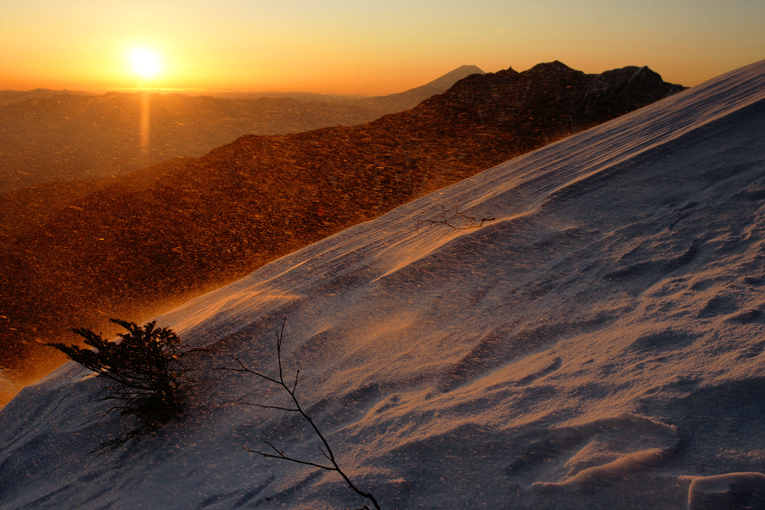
[0,369,13,398]
[2,60,765,510]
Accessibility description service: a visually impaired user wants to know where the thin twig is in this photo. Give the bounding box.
[416,201,494,232]
[245,445,335,471]
[238,402,300,413]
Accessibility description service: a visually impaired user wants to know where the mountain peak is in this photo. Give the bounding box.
[525,60,580,76]
[352,64,485,112]
[420,60,685,126]
[406,64,485,92]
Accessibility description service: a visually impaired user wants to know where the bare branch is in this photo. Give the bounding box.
[275,317,286,385]
[238,402,300,413]
[292,368,300,393]
[246,446,336,471]
[416,200,494,232]
[230,317,382,510]
[265,441,285,457]
[216,355,280,385]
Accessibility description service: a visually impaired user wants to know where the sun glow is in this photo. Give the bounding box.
[129,48,162,80]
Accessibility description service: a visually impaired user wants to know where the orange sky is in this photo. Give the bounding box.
[1,0,763,95]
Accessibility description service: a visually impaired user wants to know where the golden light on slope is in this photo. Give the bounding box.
[128,48,162,80]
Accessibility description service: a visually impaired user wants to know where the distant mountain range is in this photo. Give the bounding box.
[0,66,483,192]
[0,89,95,106]
[206,65,486,106]
[0,62,684,397]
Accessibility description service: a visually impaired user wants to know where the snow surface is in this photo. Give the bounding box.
[2,59,765,510]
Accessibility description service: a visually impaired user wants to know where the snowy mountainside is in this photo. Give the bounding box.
[1,60,765,510]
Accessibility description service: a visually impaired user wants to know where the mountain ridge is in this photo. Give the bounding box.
[0,66,484,192]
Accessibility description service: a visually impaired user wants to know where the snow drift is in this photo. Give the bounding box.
[1,59,765,510]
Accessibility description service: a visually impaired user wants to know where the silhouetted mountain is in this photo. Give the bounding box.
[0,62,684,398]
[350,64,485,112]
[0,66,483,192]
[211,65,484,108]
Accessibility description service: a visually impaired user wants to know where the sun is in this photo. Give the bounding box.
[128,48,162,80]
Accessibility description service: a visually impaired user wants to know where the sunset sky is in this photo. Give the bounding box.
[1,0,763,95]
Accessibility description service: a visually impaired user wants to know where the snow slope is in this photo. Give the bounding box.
[1,59,765,510]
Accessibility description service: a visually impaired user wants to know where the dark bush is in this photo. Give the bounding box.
[48,319,192,447]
